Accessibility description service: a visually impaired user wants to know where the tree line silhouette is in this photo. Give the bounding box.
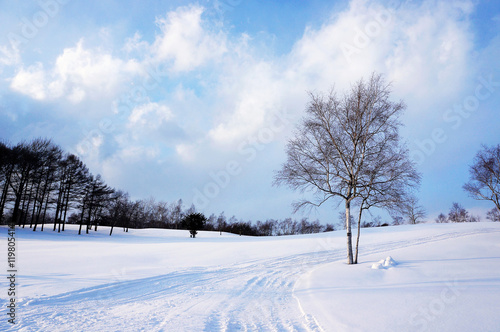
[0,138,334,236]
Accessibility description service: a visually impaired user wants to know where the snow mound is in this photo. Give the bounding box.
[371,256,397,269]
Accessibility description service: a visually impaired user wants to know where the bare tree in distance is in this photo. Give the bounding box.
[398,195,426,225]
[464,144,500,214]
[436,213,448,223]
[274,73,420,264]
[486,207,500,222]
[448,202,470,223]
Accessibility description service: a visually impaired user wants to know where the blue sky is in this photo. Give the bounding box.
[1,0,499,224]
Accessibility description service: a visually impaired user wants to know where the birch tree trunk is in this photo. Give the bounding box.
[346,200,353,264]
[354,203,364,264]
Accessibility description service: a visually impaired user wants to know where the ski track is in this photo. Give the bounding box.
[7,227,499,332]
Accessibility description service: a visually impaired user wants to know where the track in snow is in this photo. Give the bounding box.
[9,227,499,331]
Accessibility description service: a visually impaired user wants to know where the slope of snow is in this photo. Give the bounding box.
[295,223,500,332]
[0,222,499,331]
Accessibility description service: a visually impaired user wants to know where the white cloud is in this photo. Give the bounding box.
[175,143,197,162]
[51,40,139,100]
[94,101,177,171]
[8,5,227,104]
[10,63,47,100]
[128,101,173,130]
[183,0,476,165]
[0,43,20,71]
[124,32,149,55]
[288,0,473,102]
[10,40,141,103]
[75,130,104,161]
[151,5,227,72]
[120,145,159,161]
[208,60,285,146]
[385,2,472,101]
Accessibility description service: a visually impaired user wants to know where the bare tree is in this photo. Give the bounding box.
[464,144,500,214]
[58,154,89,232]
[216,212,227,235]
[274,73,419,264]
[85,174,114,233]
[391,215,404,225]
[398,195,426,225]
[0,142,14,223]
[31,140,62,232]
[170,199,184,229]
[9,142,37,227]
[108,190,131,236]
[435,213,448,223]
[448,202,469,223]
[486,207,500,222]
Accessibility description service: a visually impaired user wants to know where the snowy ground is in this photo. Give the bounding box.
[1,222,499,331]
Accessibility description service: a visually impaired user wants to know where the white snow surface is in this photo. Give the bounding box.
[1,222,500,331]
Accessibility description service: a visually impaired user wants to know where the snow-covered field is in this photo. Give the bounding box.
[1,222,500,331]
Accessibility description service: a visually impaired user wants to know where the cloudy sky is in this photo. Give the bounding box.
[0,0,499,223]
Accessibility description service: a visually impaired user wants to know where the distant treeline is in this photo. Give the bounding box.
[0,138,334,236]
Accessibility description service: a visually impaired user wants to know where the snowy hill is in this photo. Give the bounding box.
[1,223,499,331]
